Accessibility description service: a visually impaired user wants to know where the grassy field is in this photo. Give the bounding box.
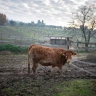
[0,26,81,41]
[1,78,96,96]
[0,25,96,44]
[53,79,96,96]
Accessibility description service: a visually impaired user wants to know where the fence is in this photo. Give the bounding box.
[0,33,96,51]
[0,33,45,47]
[0,34,71,48]
[0,37,34,47]
[71,41,96,51]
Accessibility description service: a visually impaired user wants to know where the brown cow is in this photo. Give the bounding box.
[28,44,77,74]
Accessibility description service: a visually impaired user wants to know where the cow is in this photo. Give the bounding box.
[28,44,77,75]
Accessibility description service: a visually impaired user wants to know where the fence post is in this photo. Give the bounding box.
[21,36,22,46]
[77,39,79,48]
[34,33,35,44]
[1,33,2,40]
[14,38,16,45]
[9,34,10,38]
[95,43,96,47]
[67,37,70,49]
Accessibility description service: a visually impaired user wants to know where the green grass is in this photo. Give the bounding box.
[0,44,28,54]
[0,26,82,41]
[1,79,96,96]
[53,79,96,96]
[0,26,27,38]
[0,25,96,42]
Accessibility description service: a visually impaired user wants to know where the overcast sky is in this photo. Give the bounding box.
[0,0,96,26]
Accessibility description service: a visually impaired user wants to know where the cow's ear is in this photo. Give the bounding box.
[72,52,77,55]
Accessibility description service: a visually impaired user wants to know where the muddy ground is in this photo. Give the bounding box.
[0,54,96,96]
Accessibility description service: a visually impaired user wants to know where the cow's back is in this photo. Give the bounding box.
[30,45,67,65]
[29,45,55,62]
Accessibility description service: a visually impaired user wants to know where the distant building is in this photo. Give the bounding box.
[44,36,67,45]
[50,36,67,45]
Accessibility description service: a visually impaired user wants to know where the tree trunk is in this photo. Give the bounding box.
[85,42,89,52]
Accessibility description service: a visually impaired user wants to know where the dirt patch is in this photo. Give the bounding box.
[0,54,96,96]
[81,53,96,63]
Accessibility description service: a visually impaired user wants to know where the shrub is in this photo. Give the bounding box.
[0,44,28,54]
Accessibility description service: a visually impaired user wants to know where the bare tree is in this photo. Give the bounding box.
[72,5,96,51]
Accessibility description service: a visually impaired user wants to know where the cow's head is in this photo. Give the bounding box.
[62,50,77,63]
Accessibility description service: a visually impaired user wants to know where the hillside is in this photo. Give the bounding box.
[0,26,82,42]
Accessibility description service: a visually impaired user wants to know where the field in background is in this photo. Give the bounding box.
[0,26,81,43]
[1,26,96,52]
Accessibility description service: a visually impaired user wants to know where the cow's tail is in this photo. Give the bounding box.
[28,48,30,74]
[28,45,35,74]
[28,45,32,74]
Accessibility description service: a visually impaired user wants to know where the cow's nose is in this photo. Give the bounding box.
[67,60,70,64]
[67,59,71,64]
[67,61,70,64]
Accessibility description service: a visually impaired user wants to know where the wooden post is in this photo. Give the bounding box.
[60,36,62,45]
[21,36,22,46]
[1,33,2,40]
[34,33,35,44]
[95,43,96,47]
[67,37,70,49]
[9,34,10,38]
[14,38,16,45]
[77,39,79,48]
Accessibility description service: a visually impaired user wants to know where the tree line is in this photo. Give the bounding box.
[0,14,62,28]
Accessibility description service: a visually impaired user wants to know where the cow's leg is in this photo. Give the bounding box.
[49,65,59,76]
[58,65,63,75]
[32,63,38,75]
[28,53,31,74]
[28,62,30,74]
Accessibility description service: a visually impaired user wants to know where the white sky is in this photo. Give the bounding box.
[0,0,96,26]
